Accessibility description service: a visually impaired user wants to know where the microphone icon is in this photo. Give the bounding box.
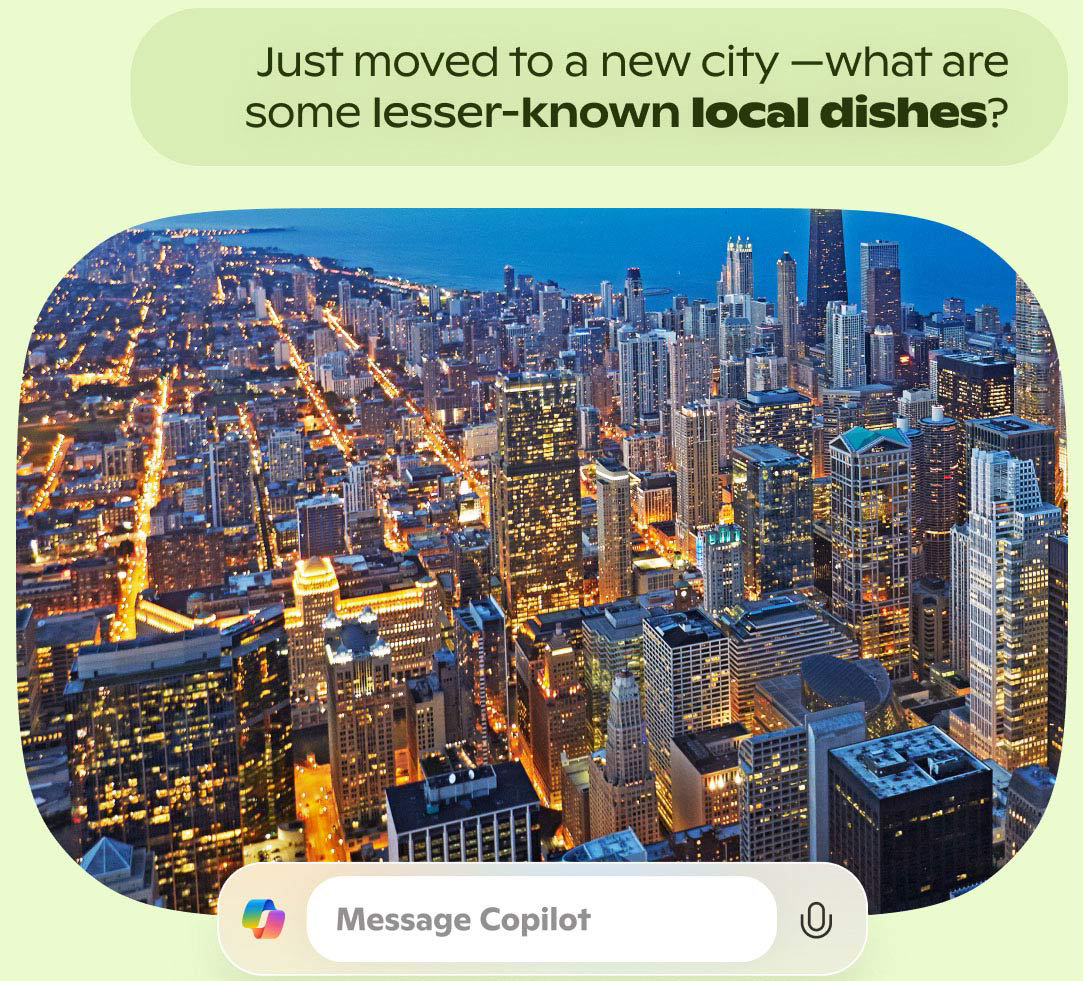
[800,901,833,940]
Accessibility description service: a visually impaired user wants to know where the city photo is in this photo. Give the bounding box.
[16,208,1065,917]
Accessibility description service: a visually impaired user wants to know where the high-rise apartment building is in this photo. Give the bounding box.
[673,401,720,557]
[827,302,867,388]
[830,426,912,678]
[733,388,815,462]
[266,426,304,483]
[776,252,799,364]
[732,445,814,599]
[296,494,347,559]
[490,371,582,631]
[595,458,633,604]
[624,267,646,328]
[617,327,671,429]
[204,434,256,529]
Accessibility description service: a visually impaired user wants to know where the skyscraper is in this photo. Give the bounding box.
[964,415,1056,520]
[915,406,960,579]
[738,725,809,861]
[696,524,744,618]
[806,209,848,343]
[828,727,993,913]
[345,459,376,516]
[1013,275,1057,429]
[528,627,588,808]
[666,332,712,445]
[932,351,1013,424]
[776,252,799,365]
[830,426,912,678]
[220,606,295,850]
[265,426,304,483]
[827,302,867,388]
[617,327,671,429]
[588,670,659,844]
[595,458,633,603]
[66,628,244,913]
[642,609,729,829]
[287,556,341,729]
[582,600,649,752]
[204,433,256,529]
[725,237,755,296]
[673,402,720,557]
[323,609,395,835]
[733,388,815,462]
[537,285,565,359]
[718,595,859,729]
[732,445,814,599]
[1047,533,1067,774]
[860,240,902,333]
[490,371,582,631]
[296,494,347,559]
[954,450,1060,768]
[624,266,646,328]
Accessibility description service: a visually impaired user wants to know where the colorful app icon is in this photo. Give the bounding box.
[241,899,286,939]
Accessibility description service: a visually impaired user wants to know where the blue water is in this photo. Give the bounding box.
[144,208,1018,317]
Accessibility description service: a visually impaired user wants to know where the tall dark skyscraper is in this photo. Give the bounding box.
[806,209,848,344]
[296,493,347,559]
[828,728,993,914]
[624,266,646,328]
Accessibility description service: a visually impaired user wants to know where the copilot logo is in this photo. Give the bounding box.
[241,899,286,939]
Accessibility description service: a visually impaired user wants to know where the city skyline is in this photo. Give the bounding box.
[17,208,1064,918]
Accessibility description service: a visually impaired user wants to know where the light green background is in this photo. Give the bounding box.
[130,7,1067,165]
[3,1,1082,978]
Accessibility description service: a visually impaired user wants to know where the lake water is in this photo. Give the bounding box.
[144,208,1018,318]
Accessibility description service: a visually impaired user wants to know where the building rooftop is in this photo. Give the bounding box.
[732,444,808,466]
[671,723,751,774]
[1007,765,1056,811]
[833,426,910,454]
[829,726,989,799]
[562,828,647,862]
[385,761,538,835]
[740,387,809,408]
[966,415,1054,435]
[34,610,101,648]
[645,608,724,648]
